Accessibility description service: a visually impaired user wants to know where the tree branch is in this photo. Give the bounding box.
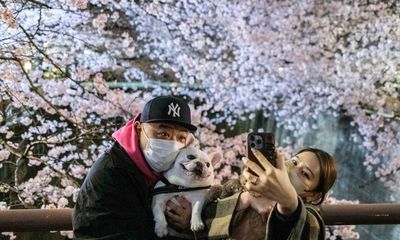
[17,26,134,119]
[12,55,81,127]
[0,138,80,186]
[24,0,51,9]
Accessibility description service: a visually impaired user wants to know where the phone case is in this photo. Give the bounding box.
[246,132,277,168]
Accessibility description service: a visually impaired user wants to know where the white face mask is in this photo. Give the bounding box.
[285,158,308,195]
[142,128,185,172]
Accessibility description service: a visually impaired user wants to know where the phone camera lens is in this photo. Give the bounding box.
[250,135,255,141]
[256,139,262,144]
[250,143,255,148]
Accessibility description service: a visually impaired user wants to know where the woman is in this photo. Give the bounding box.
[165,147,337,240]
[229,147,338,239]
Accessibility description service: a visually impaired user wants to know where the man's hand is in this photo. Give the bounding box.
[165,196,192,232]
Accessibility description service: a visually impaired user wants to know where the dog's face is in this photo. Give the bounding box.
[163,146,220,187]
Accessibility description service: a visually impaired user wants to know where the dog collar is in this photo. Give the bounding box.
[152,176,211,196]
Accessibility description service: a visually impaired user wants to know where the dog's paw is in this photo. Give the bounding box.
[155,220,168,237]
[190,218,204,232]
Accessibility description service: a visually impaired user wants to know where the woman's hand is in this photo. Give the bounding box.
[243,149,298,216]
[165,196,192,232]
[237,191,274,221]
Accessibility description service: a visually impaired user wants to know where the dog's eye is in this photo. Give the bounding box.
[187,154,196,160]
[206,162,210,168]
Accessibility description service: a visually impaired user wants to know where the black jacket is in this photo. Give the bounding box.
[73,142,158,240]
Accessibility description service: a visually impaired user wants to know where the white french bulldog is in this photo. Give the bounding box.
[151,146,221,238]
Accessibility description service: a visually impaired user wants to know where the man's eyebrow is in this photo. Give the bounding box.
[158,124,188,133]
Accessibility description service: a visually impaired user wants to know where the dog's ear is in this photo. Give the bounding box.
[186,133,200,148]
[209,151,222,167]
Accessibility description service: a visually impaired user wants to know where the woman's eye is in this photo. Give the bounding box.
[179,136,186,143]
[301,171,309,179]
[292,159,298,166]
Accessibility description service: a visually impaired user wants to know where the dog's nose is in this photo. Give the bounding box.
[187,154,196,160]
[194,162,204,176]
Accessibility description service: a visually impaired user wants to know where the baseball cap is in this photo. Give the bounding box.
[140,96,197,132]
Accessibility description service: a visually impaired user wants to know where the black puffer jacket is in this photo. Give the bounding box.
[73,142,158,240]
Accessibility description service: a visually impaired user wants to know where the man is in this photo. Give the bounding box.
[73,96,197,239]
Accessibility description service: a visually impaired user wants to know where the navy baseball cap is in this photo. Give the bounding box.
[140,96,197,132]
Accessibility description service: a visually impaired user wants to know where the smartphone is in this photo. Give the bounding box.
[246,132,277,170]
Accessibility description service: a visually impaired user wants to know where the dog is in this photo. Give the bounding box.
[151,146,221,238]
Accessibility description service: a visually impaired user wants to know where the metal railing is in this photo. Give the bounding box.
[0,204,400,232]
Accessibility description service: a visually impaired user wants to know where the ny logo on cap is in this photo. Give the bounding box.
[168,102,181,117]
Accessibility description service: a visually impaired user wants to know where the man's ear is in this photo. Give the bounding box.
[299,191,322,204]
[134,121,142,134]
[186,133,200,148]
[135,121,146,149]
[209,151,222,167]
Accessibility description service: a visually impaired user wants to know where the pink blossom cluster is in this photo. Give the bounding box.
[92,13,108,31]
[65,0,88,10]
[0,8,17,28]
[375,156,400,194]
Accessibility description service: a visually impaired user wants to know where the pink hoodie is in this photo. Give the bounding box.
[112,114,161,186]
